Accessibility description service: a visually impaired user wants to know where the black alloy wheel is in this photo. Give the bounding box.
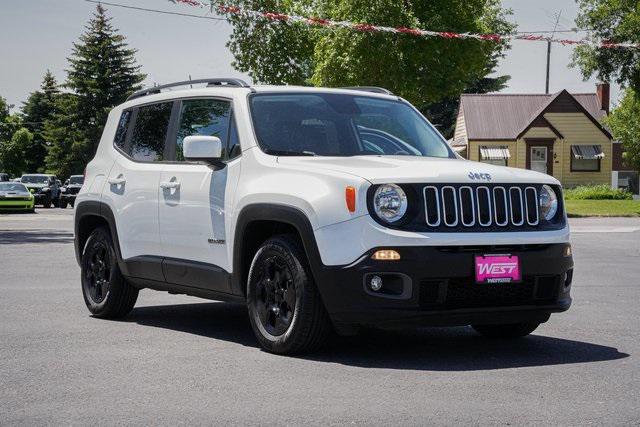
[81,227,138,318]
[254,255,297,337]
[84,239,111,304]
[247,235,332,354]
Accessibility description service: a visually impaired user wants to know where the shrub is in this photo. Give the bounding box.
[564,184,633,200]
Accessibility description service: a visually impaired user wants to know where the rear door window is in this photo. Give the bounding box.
[129,102,173,162]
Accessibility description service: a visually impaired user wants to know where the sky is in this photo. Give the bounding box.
[0,0,621,111]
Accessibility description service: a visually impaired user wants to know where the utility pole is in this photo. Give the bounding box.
[545,10,562,94]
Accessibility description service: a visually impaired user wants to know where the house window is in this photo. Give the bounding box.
[571,145,603,172]
[479,146,510,167]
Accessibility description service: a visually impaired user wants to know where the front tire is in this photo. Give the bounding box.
[43,197,51,208]
[81,227,138,319]
[59,200,68,209]
[472,322,540,339]
[247,235,332,354]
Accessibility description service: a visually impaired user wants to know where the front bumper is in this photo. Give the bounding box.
[32,193,50,203]
[313,243,573,332]
[60,193,77,201]
[0,198,35,210]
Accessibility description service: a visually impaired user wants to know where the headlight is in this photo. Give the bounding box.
[539,185,558,220]
[42,187,50,192]
[373,184,408,223]
[60,188,66,193]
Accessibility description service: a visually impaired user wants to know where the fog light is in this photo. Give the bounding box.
[372,250,401,261]
[563,244,572,257]
[370,275,383,292]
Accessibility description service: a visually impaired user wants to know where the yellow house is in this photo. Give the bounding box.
[451,85,615,188]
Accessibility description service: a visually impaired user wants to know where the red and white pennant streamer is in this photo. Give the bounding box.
[170,0,640,49]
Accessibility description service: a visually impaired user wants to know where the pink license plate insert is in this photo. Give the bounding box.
[475,255,521,284]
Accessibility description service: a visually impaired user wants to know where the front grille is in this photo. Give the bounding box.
[424,184,540,229]
[419,275,561,310]
[67,187,80,195]
[0,196,32,201]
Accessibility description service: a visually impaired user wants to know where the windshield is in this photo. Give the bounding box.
[21,175,50,184]
[69,176,84,185]
[250,93,452,158]
[0,183,28,192]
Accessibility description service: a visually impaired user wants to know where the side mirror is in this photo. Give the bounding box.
[183,135,223,164]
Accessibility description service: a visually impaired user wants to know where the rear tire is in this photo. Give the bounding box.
[81,227,138,319]
[472,322,540,339]
[247,234,332,354]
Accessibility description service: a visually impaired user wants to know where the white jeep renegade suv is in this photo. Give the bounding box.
[74,78,573,354]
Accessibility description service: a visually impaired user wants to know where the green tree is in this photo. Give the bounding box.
[573,0,640,92]
[0,96,25,175]
[607,88,640,171]
[56,4,145,168]
[223,0,514,106]
[21,70,60,172]
[0,128,31,177]
[44,94,90,179]
[0,96,19,143]
[421,55,510,138]
[0,96,9,123]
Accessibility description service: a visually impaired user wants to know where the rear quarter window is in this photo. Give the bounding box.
[114,110,132,150]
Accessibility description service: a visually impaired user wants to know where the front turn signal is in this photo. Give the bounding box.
[345,186,356,213]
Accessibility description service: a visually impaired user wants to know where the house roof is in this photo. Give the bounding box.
[459,91,609,140]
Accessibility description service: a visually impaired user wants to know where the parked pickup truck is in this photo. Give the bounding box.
[59,175,84,208]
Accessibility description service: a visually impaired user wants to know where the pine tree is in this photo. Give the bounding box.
[44,94,88,179]
[45,4,146,176]
[21,70,60,172]
[68,4,145,155]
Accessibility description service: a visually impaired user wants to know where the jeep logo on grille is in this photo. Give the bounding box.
[468,172,492,181]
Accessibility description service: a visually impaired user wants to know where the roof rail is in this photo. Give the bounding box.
[341,86,394,95]
[127,78,251,101]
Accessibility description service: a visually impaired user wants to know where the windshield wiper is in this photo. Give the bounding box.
[264,149,316,157]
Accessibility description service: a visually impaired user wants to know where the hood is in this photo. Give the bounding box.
[276,156,558,185]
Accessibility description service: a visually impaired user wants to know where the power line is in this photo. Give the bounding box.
[83,1,593,35]
[83,0,228,22]
[515,29,590,34]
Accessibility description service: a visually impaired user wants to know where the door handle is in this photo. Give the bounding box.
[160,181,180,189]
[108,177,126,185]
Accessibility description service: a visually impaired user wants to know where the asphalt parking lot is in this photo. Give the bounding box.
[1,209,639,425]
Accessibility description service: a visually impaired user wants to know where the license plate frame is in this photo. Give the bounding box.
[475,254,521,284]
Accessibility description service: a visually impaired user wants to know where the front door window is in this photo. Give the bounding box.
[530,146,547,174]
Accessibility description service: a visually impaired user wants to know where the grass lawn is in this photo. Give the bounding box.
[565,199,640,217]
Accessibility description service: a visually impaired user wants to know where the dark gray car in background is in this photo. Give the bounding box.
[59,175,84,208]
